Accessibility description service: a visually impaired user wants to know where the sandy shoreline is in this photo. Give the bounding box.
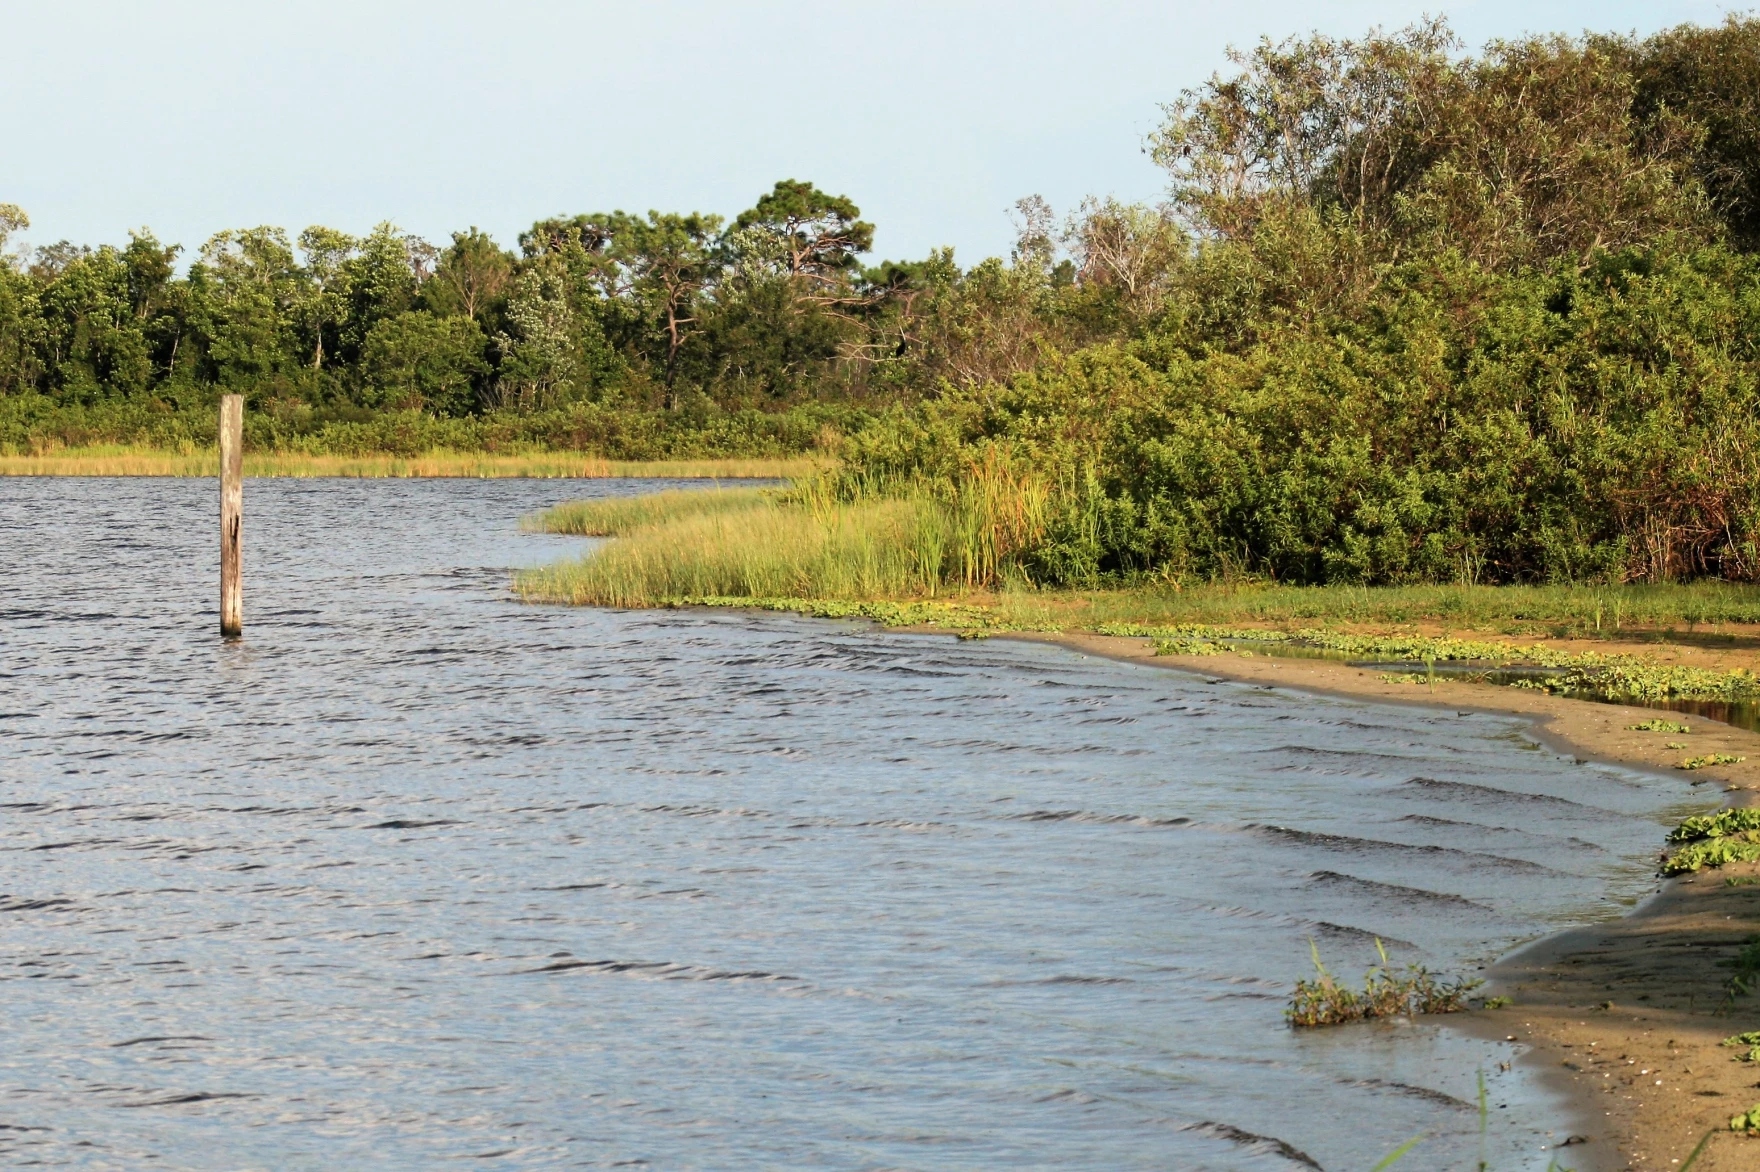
[1012,629,1760,1171]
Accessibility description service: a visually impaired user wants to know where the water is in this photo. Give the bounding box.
[0,478,1710,1171]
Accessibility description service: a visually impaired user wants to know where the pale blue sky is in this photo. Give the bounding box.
[1,1,1732,265]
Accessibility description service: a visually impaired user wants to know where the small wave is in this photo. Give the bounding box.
[0,896,75,912]
[1308,870,1496,911]
[517,957,800,983]
[1179,1121,1324,1169]
[1399,777,1606,815]
[1008,809,1190,827]
[364,819,460,830]
[1309,922,1420,951]
[1341,1077,1475,1111]
[1254,825,1558,873]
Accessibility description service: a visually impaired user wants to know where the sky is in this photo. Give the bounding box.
[0,0,1734,266]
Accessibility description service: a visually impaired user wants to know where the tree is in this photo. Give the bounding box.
[492,261,579,410]
[0,203,29,264]
[338,222,430,366]
[424,228,513,321]
[360,310,487,415]
[1063,198,1186,307]
[296,226,356,371]
[597,211,724,406]
[730,179,874,287]
[1636,16,1760,249]
[193,226,303,390]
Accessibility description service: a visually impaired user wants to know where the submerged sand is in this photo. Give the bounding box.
[1020,630,1760,1171]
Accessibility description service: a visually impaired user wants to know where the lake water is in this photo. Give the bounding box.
[0,478,1707,1170]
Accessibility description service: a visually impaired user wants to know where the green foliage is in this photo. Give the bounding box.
[360,312,487,415]
[1732,1103,1760,1132]
[1631,719,1692,732]
[1286,939,1479,1027]
[1672,810,1760,842]
[1720,1030,1760,1061]
[1662,811,1760,875]
[1677,754,1746,771]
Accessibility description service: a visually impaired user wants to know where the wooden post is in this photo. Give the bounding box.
[219,394,243,638]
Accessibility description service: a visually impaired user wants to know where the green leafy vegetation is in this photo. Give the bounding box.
[1662,812,1760,875]
[1677,754,1747,771]
[1286,940,1479,1027]
[1731,1103,1760,1132]
[1720,1030,1760,1061]
[18,14,1760,596]
[1631,719,1692,733]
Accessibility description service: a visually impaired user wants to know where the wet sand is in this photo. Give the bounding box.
[1017,630,1760,1171]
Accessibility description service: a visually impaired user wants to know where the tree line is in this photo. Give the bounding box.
[12,15,1760,584]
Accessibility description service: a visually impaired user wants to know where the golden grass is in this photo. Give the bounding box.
[517,466,1052,607]
[518,489,948,605]
[519,483,1760,645]
[0,445,824,480]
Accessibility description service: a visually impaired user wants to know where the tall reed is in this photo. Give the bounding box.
[519,457,1053,606]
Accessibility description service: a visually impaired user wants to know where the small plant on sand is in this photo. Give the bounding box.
[1677,754,1746,771]
[1724,938,1760,1001]
[1731,1103,1760,1133]
[1661,810,1760,875]
[1287,939,1480,1027]
[1721,1030,1760,1061]
[1631,719,1692,733]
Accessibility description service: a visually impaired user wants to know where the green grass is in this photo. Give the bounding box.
[1286,940,1480,1028]
[522,487,1760,632]
[977,580,1760,638]
[518,469,1049,607]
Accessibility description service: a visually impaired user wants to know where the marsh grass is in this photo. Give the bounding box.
[1286,940,1480,1028]
[519,464,1050,606]
[520,492,949,605]
[0,445,820,480]
[978,580,1760,638]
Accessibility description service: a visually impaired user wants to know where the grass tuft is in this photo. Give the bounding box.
[1286,940,1480,1028]
[518,466,1051,606]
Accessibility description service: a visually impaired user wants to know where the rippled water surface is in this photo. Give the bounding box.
[0,478,1709,1170]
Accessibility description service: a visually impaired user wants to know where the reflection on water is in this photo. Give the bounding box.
[0,478,1708,1170]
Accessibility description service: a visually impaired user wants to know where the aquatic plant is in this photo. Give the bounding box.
[1286,940,1480,1028]
[1665,834,1760,875]
[1721,1030,1760,1061]
[1731,1103,1760,1132]
[1670,810,1760,842]
[521,462,1053,606]
[1676,754,1746,771]
[1631,719,1692,733]
[1660,811,1760,874]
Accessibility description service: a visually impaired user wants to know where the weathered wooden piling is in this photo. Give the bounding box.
[219,394,243,638]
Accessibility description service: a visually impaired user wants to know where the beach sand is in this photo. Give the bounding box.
[1017,630,1760,1171]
